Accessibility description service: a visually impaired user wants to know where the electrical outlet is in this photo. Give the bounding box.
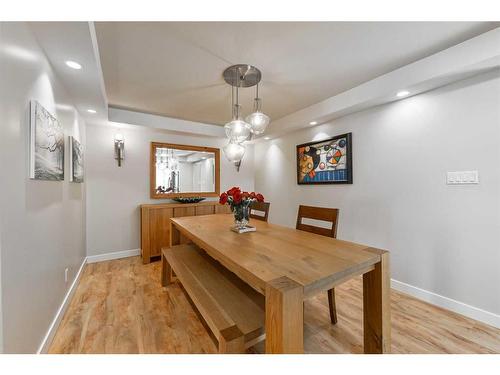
[64,268,69,283]
[447,171,479,185]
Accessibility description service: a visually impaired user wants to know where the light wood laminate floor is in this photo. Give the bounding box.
[49,256,500,354]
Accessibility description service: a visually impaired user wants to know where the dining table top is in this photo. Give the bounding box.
[170,213,386,297]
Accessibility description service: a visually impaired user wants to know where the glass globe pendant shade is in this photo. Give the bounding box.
[246,111,270,135]
[224,118,252,144]
[223,141,245,163]
[246,97,270,135]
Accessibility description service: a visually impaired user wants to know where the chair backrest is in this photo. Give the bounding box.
[250,201,271,222]
[296,205,339,238]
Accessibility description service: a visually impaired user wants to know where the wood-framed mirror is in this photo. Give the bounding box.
[150,142,220,199]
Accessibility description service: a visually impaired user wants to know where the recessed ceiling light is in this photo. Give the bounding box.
[396,90,409,98]
[87,109,96,114]
[264,137,271,140]
[309,121,318,125]
[65,60,82,70]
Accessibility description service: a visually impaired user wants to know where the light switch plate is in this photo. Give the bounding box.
[447,171,479,184]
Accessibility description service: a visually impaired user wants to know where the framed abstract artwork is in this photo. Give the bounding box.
[296,132,352,184]
[69,136,84,183]
[29,100,64,180]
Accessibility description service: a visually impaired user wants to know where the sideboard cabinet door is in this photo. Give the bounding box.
[141,202,227,263]
[215,204,232,214]
[195,205,215,216]
[173,206,196,218]
[149,208,173,260]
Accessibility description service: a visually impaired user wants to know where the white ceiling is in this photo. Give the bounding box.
[95,22,499,126]
[29,22,108,125]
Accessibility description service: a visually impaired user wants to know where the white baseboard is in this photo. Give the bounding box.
[37,257,87,354]
[86,248,141,264]
[391,279,500,329]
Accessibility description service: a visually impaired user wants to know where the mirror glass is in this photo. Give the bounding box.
[154,147,216,195]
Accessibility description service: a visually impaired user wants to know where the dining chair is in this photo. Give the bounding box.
[250,201,271,222]
[296,205,339,324]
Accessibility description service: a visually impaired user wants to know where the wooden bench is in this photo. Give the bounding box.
[161,244,265,353]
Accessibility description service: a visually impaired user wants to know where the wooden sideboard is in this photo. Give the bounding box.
[140,201,231,263]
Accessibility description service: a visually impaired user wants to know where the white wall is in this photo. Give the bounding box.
[0,23,87,352]
[255,70,500,320]
[85,124,255,257]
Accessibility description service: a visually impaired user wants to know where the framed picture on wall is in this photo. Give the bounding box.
[296,132,352,184]
[69,136,84,182]
[29,100,64,180]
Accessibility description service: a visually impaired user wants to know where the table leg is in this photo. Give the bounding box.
[170,220,181,247]
[363,251,391,353]
[265,276,304,354]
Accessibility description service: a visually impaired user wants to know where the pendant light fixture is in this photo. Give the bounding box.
[246,84,270,135]
[222,64,270,169]
[224,82,251,144]
[223,140,246,163]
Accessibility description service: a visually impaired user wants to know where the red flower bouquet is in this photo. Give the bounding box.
[219,187,264,229]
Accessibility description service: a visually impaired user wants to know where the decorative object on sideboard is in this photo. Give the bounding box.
[69,136,84,182]
[172,197,206,204]
[297,132,353,185]
[114,132,125,167]
[219,187,264,232]
[222,65,270,170]
[29,100,64,180]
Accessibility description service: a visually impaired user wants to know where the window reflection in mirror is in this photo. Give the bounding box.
[155,147,216,194]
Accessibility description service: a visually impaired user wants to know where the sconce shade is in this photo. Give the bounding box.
[223,141,245,163]
[114,133,124,142]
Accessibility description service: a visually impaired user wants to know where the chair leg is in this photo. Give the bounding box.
[327,288,338,325]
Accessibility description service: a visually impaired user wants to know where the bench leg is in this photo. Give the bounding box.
[161,252,173,287]
[219,326,245,354]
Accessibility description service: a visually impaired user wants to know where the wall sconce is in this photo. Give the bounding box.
[114,132,125,167]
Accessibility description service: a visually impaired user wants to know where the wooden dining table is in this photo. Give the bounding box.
[169,213,390,354]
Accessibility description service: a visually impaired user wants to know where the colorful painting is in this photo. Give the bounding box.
[296,133,352,184]
[29,100,64,180]
[69,136,84,183]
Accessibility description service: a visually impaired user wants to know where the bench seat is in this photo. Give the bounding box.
[162,244,265,353]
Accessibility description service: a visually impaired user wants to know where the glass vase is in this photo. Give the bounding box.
[232,203,250,229]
